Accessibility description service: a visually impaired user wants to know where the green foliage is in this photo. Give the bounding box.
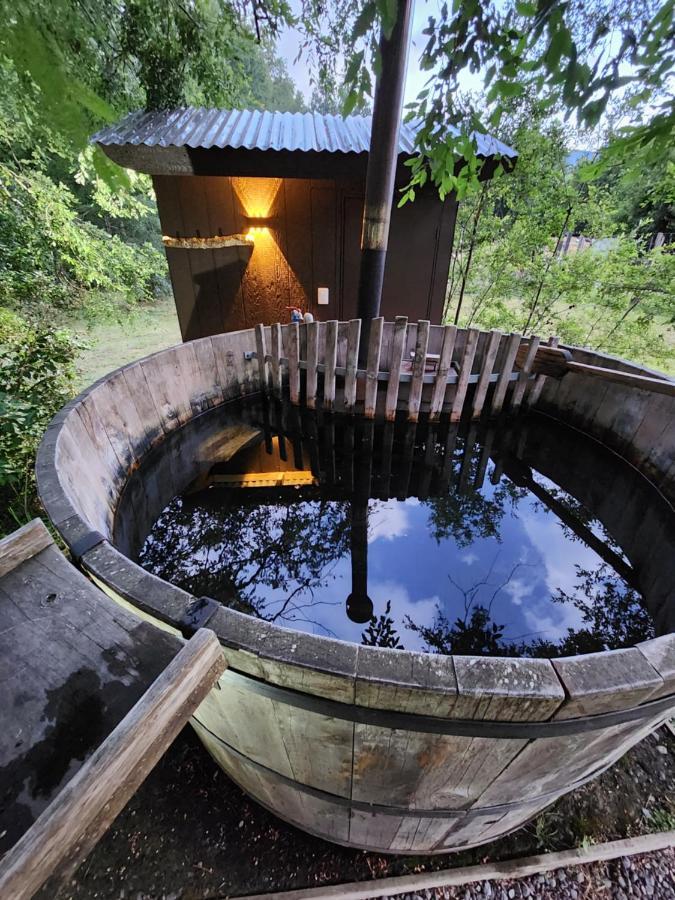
[407,0,674,199]
[447,101,675,371]
[0,310,79,534]
[361,600,403,648]
[140,494,350,629]
[0,162,167,318]
[0,0,306,536]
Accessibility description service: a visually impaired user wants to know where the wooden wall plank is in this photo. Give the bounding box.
[287,322,301,404]
[202,176,249,332]
[527,336,559,407]
[323,320,339,410]
[151,175,200,340]
[343,319,361,411]
[491,333,522,414]
[255,324,269,396]
[450,327,479,422]
[511,335,541,408]
[270,322,283,397]
[471,330,502,418]
[281,179,312,314]
[305,320,320,409]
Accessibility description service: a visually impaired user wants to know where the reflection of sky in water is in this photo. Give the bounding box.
[139,409,663,656]
[243,470,599,647]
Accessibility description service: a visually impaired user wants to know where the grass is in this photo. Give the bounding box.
[68,297,181,390]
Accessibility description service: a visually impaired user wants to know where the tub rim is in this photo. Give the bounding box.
[35,326,675,721]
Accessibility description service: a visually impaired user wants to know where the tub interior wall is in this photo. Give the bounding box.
[35,323,675,855]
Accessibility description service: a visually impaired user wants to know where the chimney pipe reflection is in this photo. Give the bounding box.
[346,493,373,623]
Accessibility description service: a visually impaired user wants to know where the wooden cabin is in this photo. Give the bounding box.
[93,109,517,341]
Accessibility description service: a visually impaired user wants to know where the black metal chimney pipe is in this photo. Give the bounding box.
[356,0,414,355]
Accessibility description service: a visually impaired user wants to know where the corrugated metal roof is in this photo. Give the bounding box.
[92,108,517,159]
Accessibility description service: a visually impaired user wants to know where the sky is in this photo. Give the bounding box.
[276,0,483,109]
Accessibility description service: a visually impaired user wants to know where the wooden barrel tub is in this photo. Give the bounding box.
[36,321,675,854]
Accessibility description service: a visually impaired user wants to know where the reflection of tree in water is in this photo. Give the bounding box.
[405,560,528,656]
[530,478,627,558]
[405,561,654,658]
[537,563,655,656]
[361,600,403,649]
[140,494,350,628]
[424,478,526,548]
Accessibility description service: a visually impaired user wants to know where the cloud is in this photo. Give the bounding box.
[517,510,600,639]
[367,499,411,544]
[502,576,534,607]
[460,551,479,566]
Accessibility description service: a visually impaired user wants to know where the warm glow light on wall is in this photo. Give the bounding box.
[232,177,282,218]
[230,175,309,318]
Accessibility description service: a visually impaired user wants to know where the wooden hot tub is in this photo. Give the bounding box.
[36,320,675,854]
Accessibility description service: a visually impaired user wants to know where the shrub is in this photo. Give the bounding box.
[0,309,79,534]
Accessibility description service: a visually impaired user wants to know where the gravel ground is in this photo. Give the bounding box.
[388,848,675,899]
[42,726,674,899]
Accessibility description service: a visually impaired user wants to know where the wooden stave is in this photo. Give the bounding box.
[35,324,675,853]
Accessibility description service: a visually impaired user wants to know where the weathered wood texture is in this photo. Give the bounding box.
[245,830,675,900]
[253,319,532,421]
[34,326,675,855]
[152,174,456,341]
[0,627,224,900]
[0,520,183,860]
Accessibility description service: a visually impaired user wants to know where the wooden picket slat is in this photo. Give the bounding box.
[262,321,544,424]
[471,329,502,418]
[408,320,430,423]
[287,321,300,404]
[323,320,338,410]
[512,334,541,409]
[306,321,319,410]
[527,335,559,407]
[450,327,479,423]
[429,325,457,421]
[270,323,283,398]
[364,317,384,419]
[491,332,522,415]
[343,319,361,412]
[385,316,408,421]
[254,324,268,395]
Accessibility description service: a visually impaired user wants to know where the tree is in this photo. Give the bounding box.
[404,0,675,199]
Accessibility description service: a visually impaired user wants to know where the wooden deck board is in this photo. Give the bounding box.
[0,521,182,856]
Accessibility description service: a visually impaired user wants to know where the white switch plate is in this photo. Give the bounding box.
[317,287,329,305]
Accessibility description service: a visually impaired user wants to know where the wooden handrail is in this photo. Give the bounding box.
[0,629,226,900]
[517,341,675,397]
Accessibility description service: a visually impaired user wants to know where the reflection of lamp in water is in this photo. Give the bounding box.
[346,495,373,624]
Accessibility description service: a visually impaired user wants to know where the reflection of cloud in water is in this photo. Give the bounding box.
[503,576,534,607]
[519,509,601,639]
[276,570,440,652]
[367,499,411,543]
[461,551,479,566]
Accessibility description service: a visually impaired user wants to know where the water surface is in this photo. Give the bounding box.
[139,404,673,656]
